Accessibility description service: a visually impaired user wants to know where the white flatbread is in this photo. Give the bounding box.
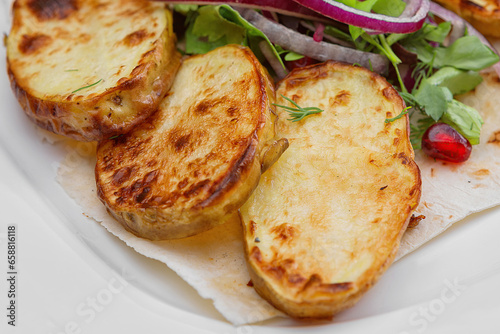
[55,63,500,325]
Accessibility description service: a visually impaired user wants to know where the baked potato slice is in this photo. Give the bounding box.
[433,0,500,37]
[96,45,287,240]
[240,61,421,318]
[6,0,181,141]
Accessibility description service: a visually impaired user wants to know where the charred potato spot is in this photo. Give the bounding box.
[271,223,297,242]
[28,0,78,21]
[18,33,51,54]
[183,179,210,198]
[169,130,192,153]
[331,90,350,106]
[262,263,286,281]
[122,29,149,47]
[398,152,410,165]
[112,166,134,185]
[135,187,151,203]
[288,274,307,285]
[488,130,500,144]
[249,220,257,236]
[382,86,397,101]
[111,95,122,106]
[250,246,263,263]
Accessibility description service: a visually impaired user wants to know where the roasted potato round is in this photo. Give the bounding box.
[96,45,287,240]
[6,0,181,141]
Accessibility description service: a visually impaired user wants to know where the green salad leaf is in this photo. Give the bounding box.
[336,0,406,17]
[345,22,495,149]
[189,6,246,47]
[372,0,407,17]
[173,4,199,15]
[412,81,451,121]
[432,35,499,71]
[426,67,483,95]
[180,5,285,69]
[441,100,484,145]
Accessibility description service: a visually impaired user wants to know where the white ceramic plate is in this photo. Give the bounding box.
[1,3,499,333]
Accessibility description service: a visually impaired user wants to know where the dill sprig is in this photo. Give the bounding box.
[71,79,103,94]
[385,106,412,123]
[274,95,324,122]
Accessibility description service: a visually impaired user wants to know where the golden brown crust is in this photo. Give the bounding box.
[6,0,181,141]
[433,0,500,38]
[240,61,421,318]
[95,45,286,240]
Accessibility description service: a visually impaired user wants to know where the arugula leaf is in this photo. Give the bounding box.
[397,22,452,65]
[191,6,246,44]
[426,67,483,95]
[185,6,246,54]
[441,99,484,145]
[183,5,284,69]
[433,35,499,71]
[420,21,451,43]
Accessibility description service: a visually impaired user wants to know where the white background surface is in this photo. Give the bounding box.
[1,2,500,333]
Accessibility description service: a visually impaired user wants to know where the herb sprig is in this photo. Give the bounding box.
[71,79,103,94]
[274,95,324,122]
[385,106,411,123]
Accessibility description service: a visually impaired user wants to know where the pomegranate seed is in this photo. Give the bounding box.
[421,123,472,163]
[285,56,318,71]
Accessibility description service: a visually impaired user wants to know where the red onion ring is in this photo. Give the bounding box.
[292,0,430,33]
[237,8,389,74]
[160,0,328,21]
